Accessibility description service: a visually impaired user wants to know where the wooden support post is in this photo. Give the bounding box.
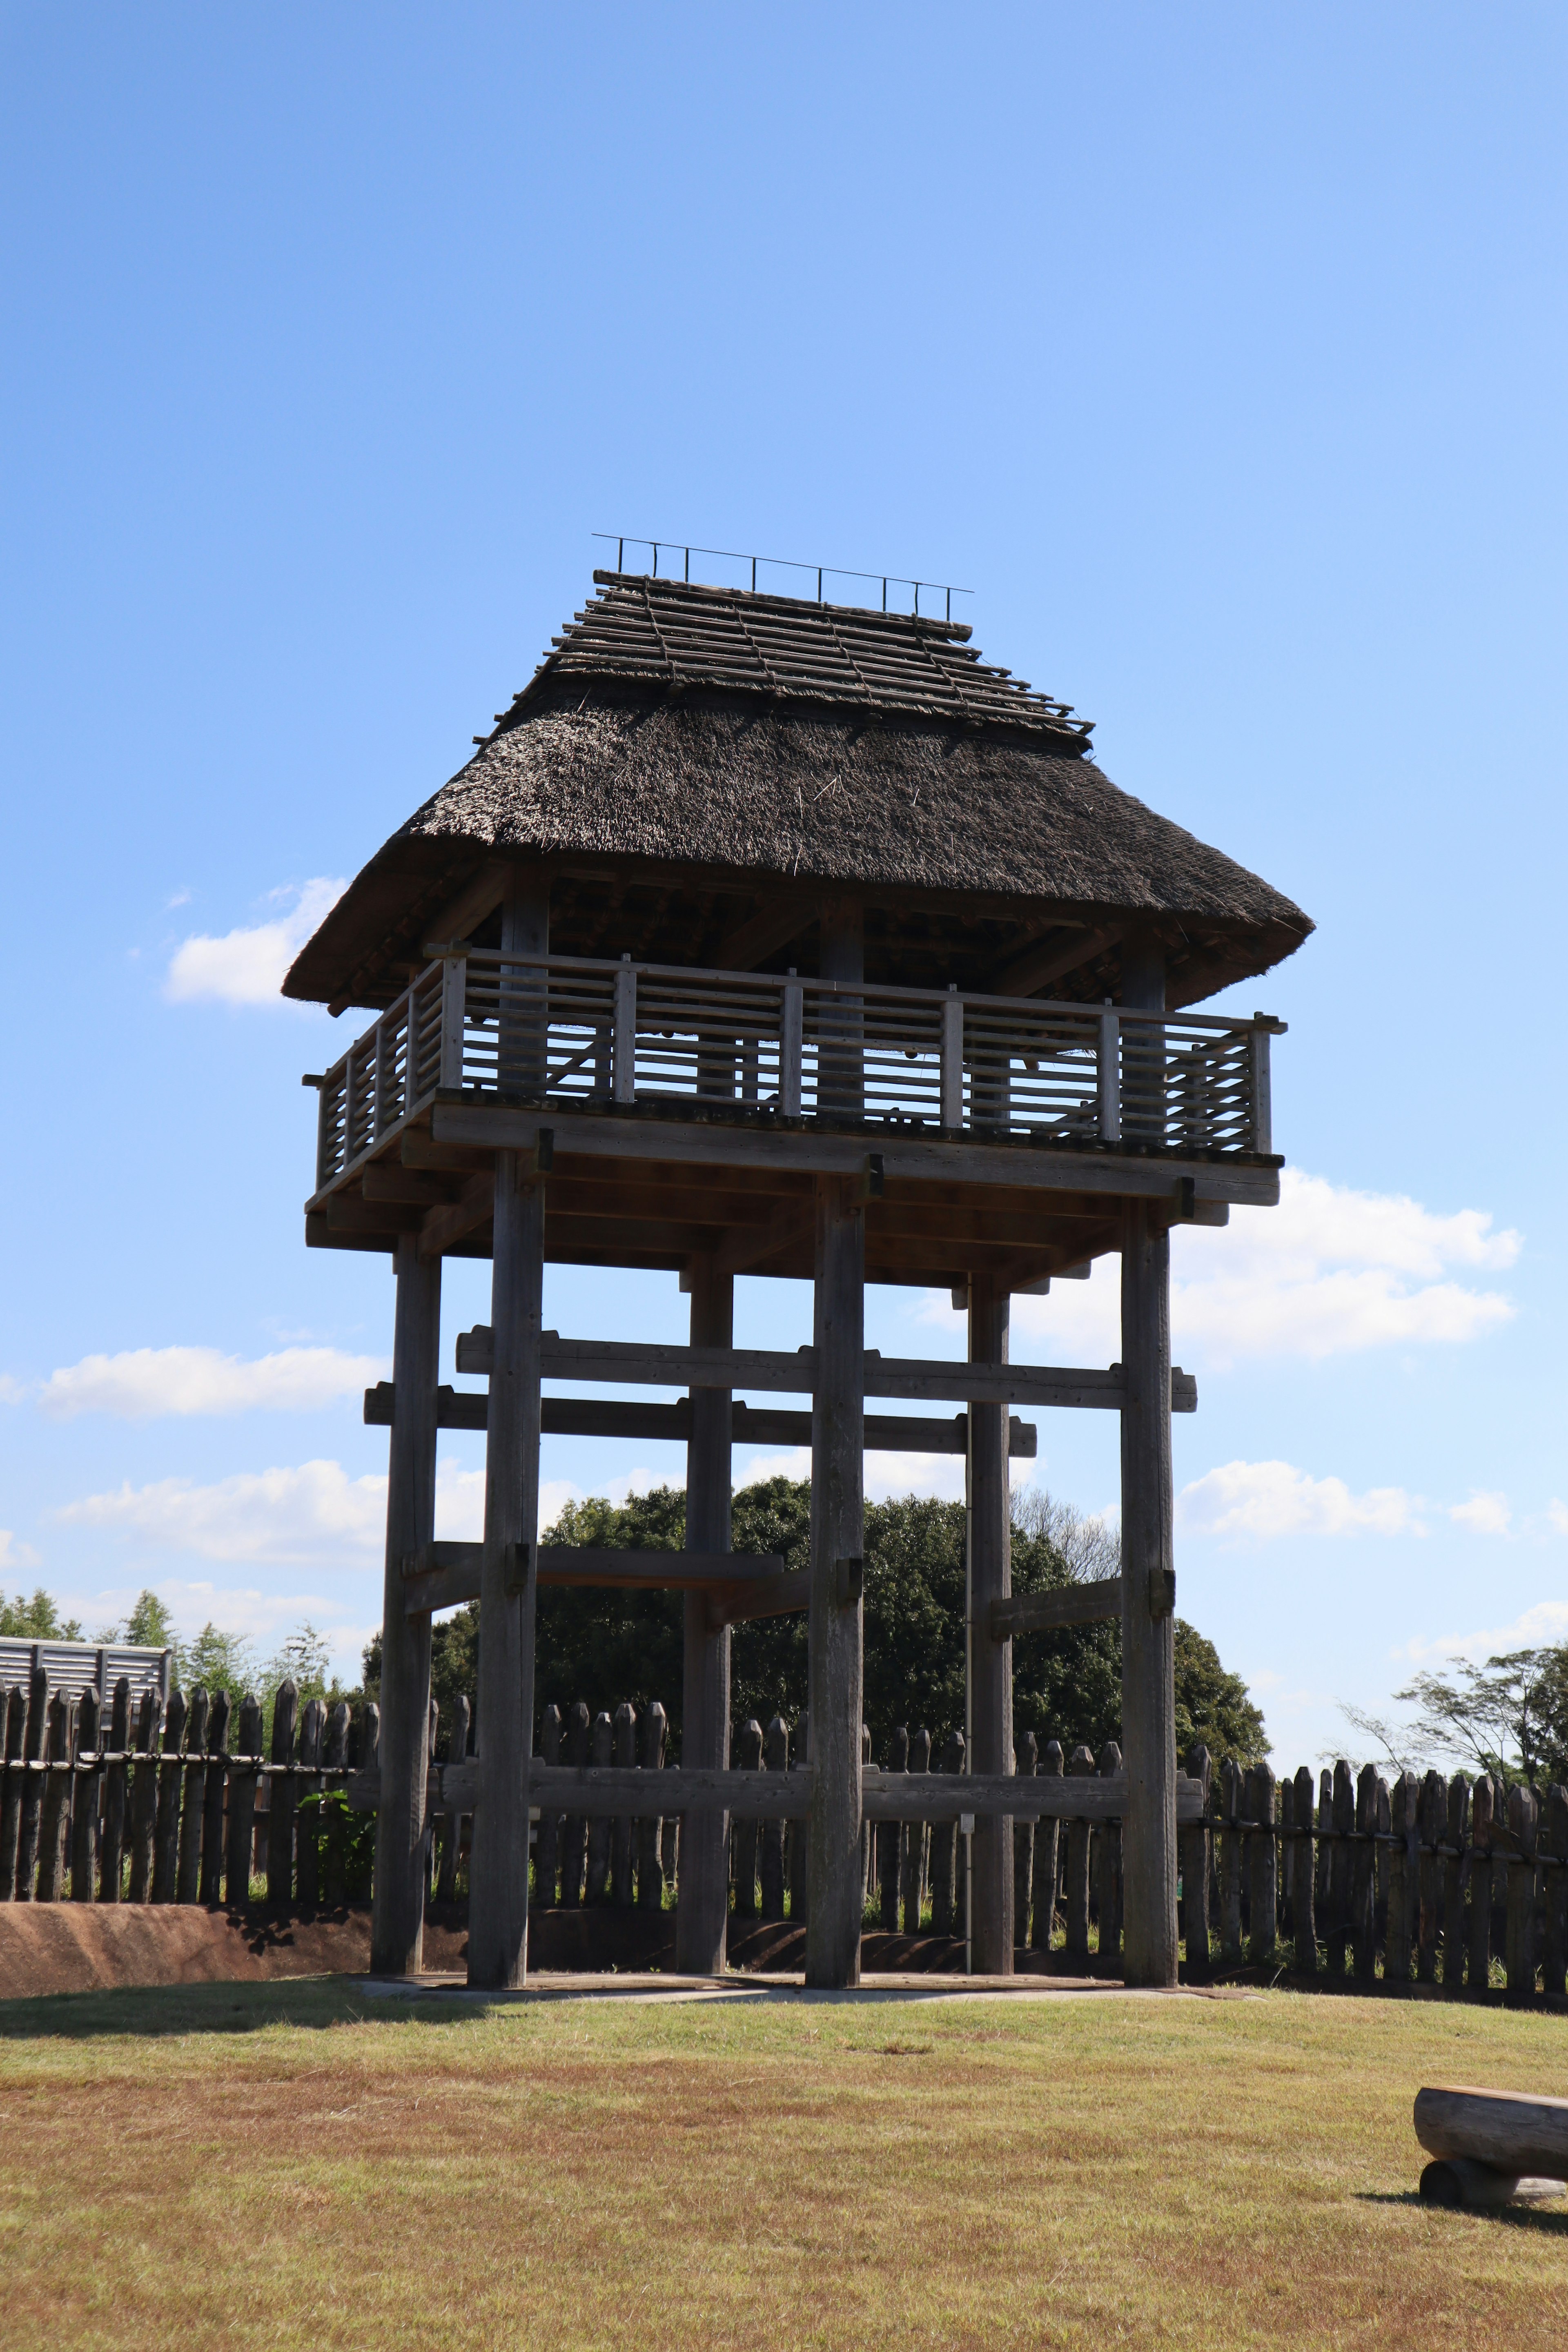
[1248,1762,1278,1966]
[16,1662,50,1899]
[1180,1744,1212,1979]
[1092,1741,1123,1975]
[731,1719,762,1920]
[1352,1762,1378,1981]
[226,1694,262,1902]
[1064,1745,1094,1963]
[879,1724,907,1930]
[268,1681,299,1907]
[36,1694,71,1901]
[904,1725,931,1931]
[637,1701,666,1907]
[127,1692,159,1902]
[805,1175,864,1987]
[760,1713,788,1920]
[585,1711,613,1902]
[198,1690,230,1906]
[1385,1768,1415,1986]
[176,1690,208,1904]
[69,1686,100,1903]
[1119,1195,1178,1988]
[1013,1730,1036,1948]
[467,1146,544,1988]
[677,1255,733,1976]
[1465,1771,1493,1991]
[1442,1771,1469,1989]
[372,1234,441,1975]
[967,1268,1013,1974]
[534,1702,560,1907]
[612,1702,637,1907]
[1032,1737,1061,1954]
[151,1687,184,1904]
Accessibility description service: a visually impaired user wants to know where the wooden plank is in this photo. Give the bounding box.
[401,1541,787,1617]
[430,1101,1284,1207]
[225,1694,263,1902]
[419,1171,495,1260]
[454,1326,1196,1412]
[35,1694,71,1901]
[706,1568,811,1630]
[151,1686,185,1903]
[989,1578,1123,1639]
[426,1760,1204,1823]
[366,1383,1037,1459]
[14,1661,49,1899]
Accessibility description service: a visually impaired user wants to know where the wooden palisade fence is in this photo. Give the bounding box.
[5,1661,1563,2002]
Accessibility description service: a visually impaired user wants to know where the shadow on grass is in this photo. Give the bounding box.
[1356,2191,1568,2232]
[0,1977,484,2042]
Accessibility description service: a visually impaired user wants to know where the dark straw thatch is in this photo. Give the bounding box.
[286,572,1310,1013]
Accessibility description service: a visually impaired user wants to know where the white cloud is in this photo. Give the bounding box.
[1009,1168,1519,1368]
[51,1455,577,1568]
[1448,1490,1512,1537]
[1177,1458,1423,1541]
[735,1445,976,1505]
[57,1459,391,1565]
[1548,1501,1568,1537]
[1399,1598,1568,1667]
[36,1345,388,1421]
[164,877,345,1007]
[0,1530,40,1573]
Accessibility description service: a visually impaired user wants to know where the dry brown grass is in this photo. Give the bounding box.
[0,1976,1564,2348]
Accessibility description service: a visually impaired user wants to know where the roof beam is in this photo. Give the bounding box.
[715,896,818,971]
[989,924,1123,998]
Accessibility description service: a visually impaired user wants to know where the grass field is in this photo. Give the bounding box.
[0,1976,1564,2348]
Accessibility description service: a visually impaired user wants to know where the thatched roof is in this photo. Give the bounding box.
[286,572,1311,1013]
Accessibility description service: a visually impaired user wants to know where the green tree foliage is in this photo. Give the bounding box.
[373,1477,1263,1768]
[180,1623,259,1699]
[124,1590,177,1650]
[1172,1620,1269,1768]
[0,1587,84,1640]
[1386,1646,1568,1788]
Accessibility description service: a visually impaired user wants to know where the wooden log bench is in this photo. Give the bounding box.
[1415,2085,1568,2207]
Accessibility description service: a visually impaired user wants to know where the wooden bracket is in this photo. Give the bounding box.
[850,1154,885,1206]
[834,1555,864,1608]
[1149,1566,1176,1619]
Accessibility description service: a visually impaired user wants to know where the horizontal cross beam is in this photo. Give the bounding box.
[400,1540,789,1617]
[362,1383,1038,1458]
[419,1762,1207,1824]
[988,1578,1126,1639]
[452,1330,1197,1413]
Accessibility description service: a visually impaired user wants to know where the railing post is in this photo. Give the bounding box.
[314,1074,336,1192]
[940,989,964,1129]
[372,1014,395,1141]
[439,956,467,1090]
[1248,1024,1273,1155]
[1098,1010,1121,1142]
[780,978,803,1118]
[612,960,637,1103]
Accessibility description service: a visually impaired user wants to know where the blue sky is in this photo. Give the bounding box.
[2,5,1564,1770]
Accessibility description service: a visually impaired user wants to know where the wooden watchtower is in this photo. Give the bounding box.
[287,566,1311,1990]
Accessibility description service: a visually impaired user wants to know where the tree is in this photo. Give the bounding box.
[362,1477,1265,1768]
[125,1590,177,1651]
[180,1623,258,1699]
[1172,1620,1268,1768]
[0,1587,83,1641]
[1388,1646,1568,1788]
[263,1624,333,1704]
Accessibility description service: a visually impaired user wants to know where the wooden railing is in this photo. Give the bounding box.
[313,949,1283,1190]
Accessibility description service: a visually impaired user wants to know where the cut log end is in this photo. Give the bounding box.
[1419,2157,1563,2211]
